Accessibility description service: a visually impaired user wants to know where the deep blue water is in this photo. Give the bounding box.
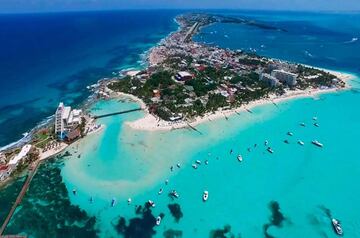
[0,10,180,147]
[194,10,360,75]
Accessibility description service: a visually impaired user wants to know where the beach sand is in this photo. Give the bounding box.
[124,70,356,132]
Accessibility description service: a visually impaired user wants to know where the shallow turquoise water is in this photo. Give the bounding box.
[54,86,360,238]
[3,11,360,238]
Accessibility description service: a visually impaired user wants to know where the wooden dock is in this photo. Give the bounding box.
[0,161,41,236]
[92,107,142,119]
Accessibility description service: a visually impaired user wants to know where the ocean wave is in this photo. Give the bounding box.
[0,115,54,152]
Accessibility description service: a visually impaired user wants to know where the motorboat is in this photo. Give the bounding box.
[156,216,162,226]
[203,191,209,202]
[196,160,201,165]
[72,189,77,195]
[176,163,181,168]
[264,140,269,146]
[158,188,163,195]
[331,218,343,236]
[298,140,305,146]
[192,164,198,169]
[287,132,293,136]
[170,190,179,198]
[284,139,289,144]
[314,123,320,127]
[237,155,243,162]
[205,160,209,165]
[127,198,132,204]
[312,140,323,147]
[111,198,116,207]
[313,116,318,121]
[148,200,156,207]
[165,179,169,185]
[267,147,274,154]
[300,122,306,127]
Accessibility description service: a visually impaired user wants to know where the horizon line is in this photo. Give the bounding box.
[1,8,360,15]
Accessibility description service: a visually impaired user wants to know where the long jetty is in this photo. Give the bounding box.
[92,108,142,119]
[0,161,41,236]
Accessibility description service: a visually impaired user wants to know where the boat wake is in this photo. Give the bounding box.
[344,37,358,44]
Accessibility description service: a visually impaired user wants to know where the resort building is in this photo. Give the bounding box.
[271,69,298,86]
[0,152,6,165]
[54,102,83,139]
[260,73,280,87]
[175,71,193,81]
[0,165,12,181]
[8,144,32,166]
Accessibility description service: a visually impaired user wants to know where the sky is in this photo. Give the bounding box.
[0,0,359,13]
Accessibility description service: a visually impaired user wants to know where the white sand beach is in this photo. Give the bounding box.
[124,70,356,132]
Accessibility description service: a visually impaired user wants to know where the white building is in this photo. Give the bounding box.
[271,69,297,86]
[175,71,193,81]
[8,144,32,166]
[260,73,280,87]
[55,102,82,138]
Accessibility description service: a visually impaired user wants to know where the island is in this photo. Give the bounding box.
[0,12,351,186]
[107,13,348,131]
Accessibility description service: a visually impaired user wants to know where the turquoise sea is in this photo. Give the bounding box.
[2,10,360,238]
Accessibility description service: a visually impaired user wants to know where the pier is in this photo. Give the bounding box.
[0,161,41,236]
[92,107,142,119]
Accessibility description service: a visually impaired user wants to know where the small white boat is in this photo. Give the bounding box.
[237,155,243,162]
[158,188,163,195]
[300,122,306,127]
[127,198,132,204]
[312,140,323,147]
[298,140,305,146]
[192,164,198,169]
[148,200,156,207]
[267,147,274,154]
[156,216,162,226]
[205,160,209,165]
[287,132,293,136]
[313,116,317,121]
[331,218,343,236]
[170,190,179,198]
[72,189,77,195]
[195,160,201,165]
[314,123,320,127]
[203,191,209,202]
[176,163,181,168]
[165,179,169,185]
[264,140,269,146]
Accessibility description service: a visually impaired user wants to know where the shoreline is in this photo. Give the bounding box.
[125,71,356,132]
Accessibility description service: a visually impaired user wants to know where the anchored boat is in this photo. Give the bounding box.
[331,218,343,236]
[312,140,323,147]
[156,216,162,226]
[203,191,209,202]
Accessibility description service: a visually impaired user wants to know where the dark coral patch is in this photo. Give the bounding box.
[269,201,285,227]
[115,203,157,238]
[168,203,183,223]
[263,201,287,238]
[163,229,183,238]
[210,225,239,238]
